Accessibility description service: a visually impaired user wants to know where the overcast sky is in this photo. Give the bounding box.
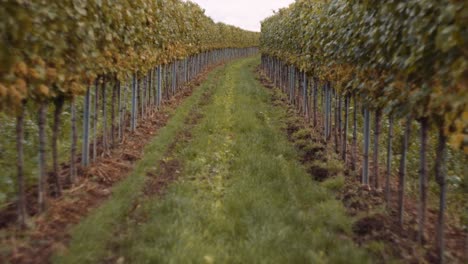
[185,0,295,32]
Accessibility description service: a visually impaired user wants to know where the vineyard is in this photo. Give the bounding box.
[0,0,466,263]
[260,0,467,262]
[0,0,258,221]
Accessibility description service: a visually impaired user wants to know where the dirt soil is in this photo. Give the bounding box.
[143,89,212,198]
[0,65,219,264]
[256,68,467,264]
[102,74,217,264]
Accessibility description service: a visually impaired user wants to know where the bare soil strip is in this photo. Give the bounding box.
[102,76,218,264]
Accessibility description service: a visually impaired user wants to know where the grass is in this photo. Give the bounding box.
[106,57,373,263]
[52,64,226,264]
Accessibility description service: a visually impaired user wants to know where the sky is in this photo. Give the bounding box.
[185,0,295,32]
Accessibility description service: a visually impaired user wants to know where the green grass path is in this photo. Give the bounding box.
[56,57,372,263]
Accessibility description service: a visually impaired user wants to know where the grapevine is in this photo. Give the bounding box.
[260,0,467,262]
[0,0,259,229]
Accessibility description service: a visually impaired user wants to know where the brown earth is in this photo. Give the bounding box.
[102,73,217,264]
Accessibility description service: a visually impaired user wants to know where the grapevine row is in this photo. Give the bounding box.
[0,0,259,229]
[260,0,466,262]
[1,0,259,111]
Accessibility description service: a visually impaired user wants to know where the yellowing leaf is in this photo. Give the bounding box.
[36,84,49,97]
[462,111,468,122]
[15,79,27,96]
[449,134,464,149]
[14,62,28,77]
[0,84,7,97]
